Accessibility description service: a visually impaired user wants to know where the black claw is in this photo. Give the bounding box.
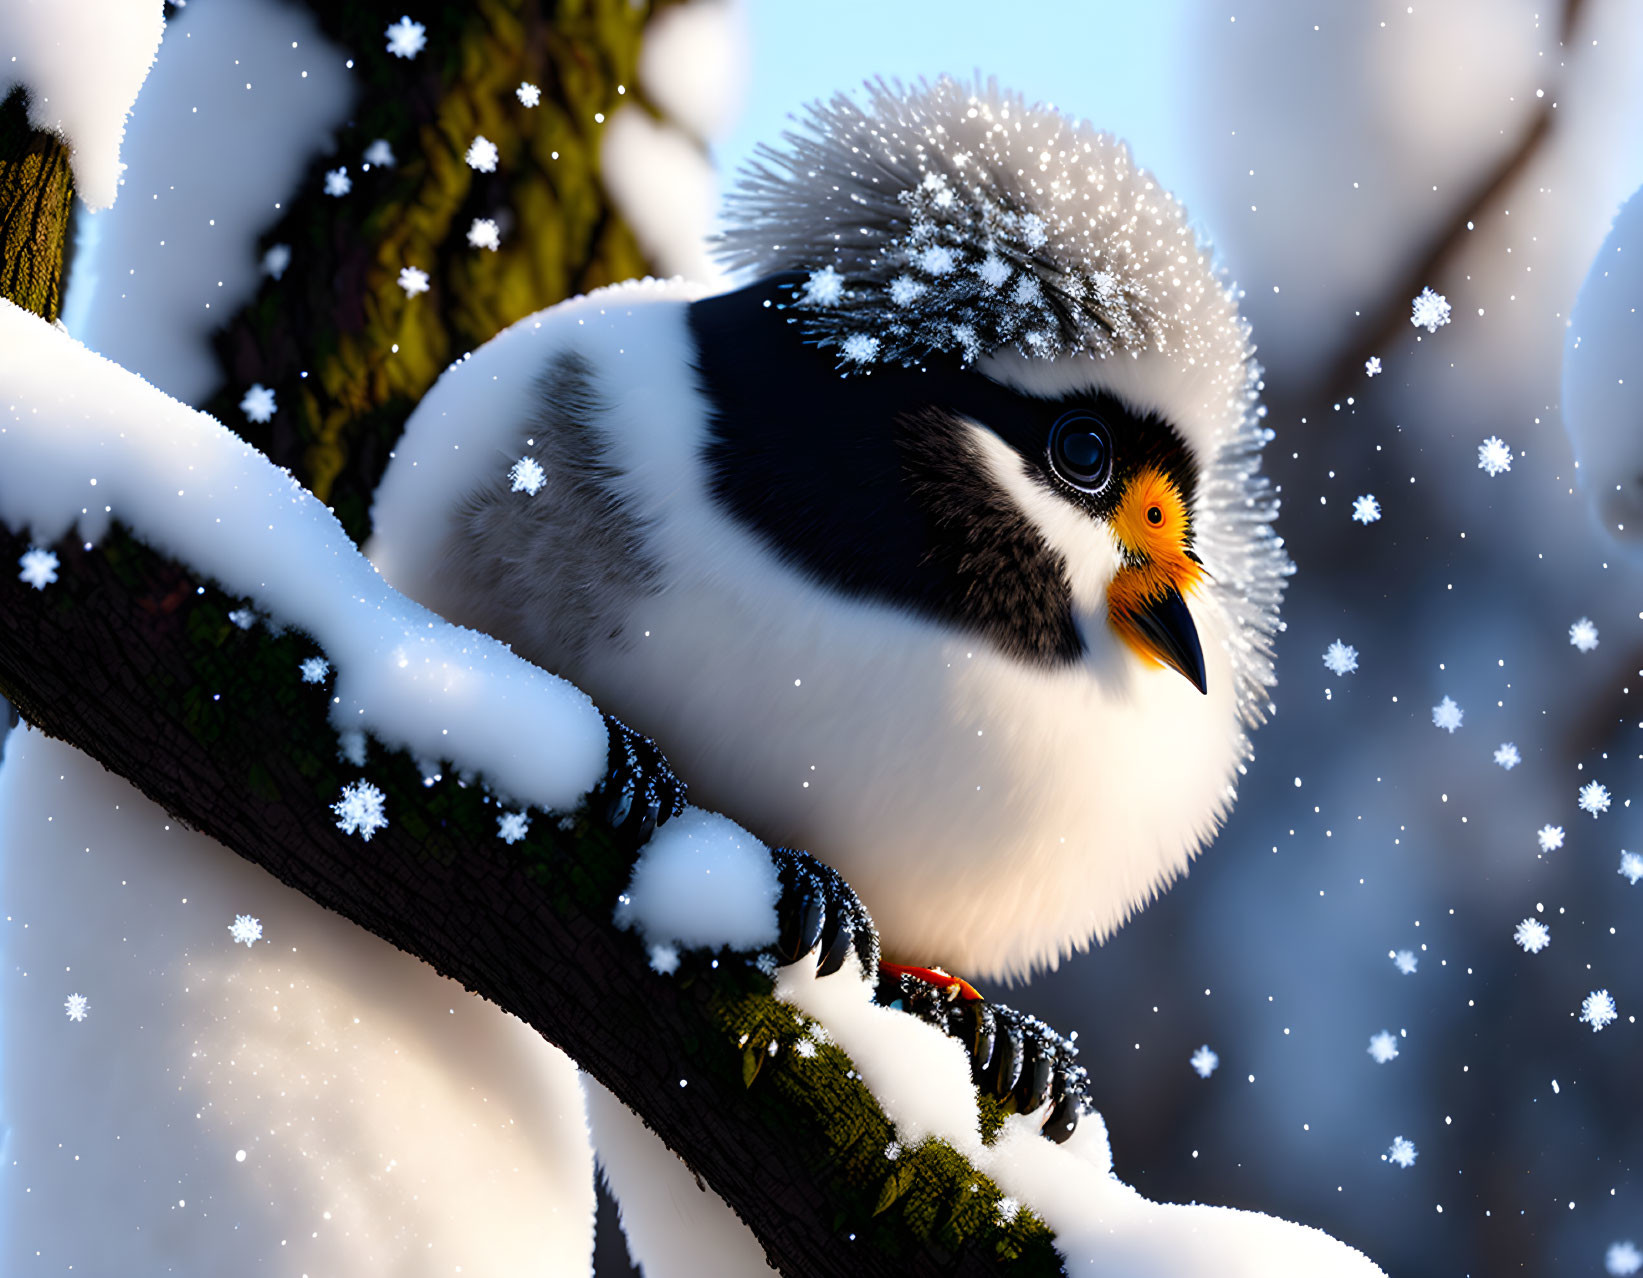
[815,911,854,978]
[953,998,997,1081]
[778,881,825,963]
[597,714,686,845]
[1014,1049,1054,1116]
[1043,1083,1083,1144]
[770,847,880,981]
[984,1015,1024,1099]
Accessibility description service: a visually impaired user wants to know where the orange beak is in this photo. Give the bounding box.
[1106,468,1208,694]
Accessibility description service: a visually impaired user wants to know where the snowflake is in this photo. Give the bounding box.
[240,383,276,423]
[496,810,530,844]
[977,253,1011,288]
[516,82,541,108]
[1367,1031,1400,1064]
[332,780,389,841]
[1352,494,1381,524]
[1322,640,1359,677]
[299,656,330,684]
[888,275,926,307]
[1620,850,1643,885]
[841,333,880,364]
[1477,436,1513,477]
[1569,617,1600,652]
[1513,917,1550,954]
[916,244,957,276]
[1579,781,1611,817]
[323,166,351,197]
[794,1038,817,1059]
[1189,1044,1219,1078]
[227,913,263,947]
[1364,356,1382,377]
[63,992,89,1022]
[1431,696,1463,733]
[801,265,845,307]
[1493,742,1521,770]
[1580,988,1618,1032]
[996,1196,1022,1223]
[466,217,500,251]
[18,547,58,590]
[363,138,396,168]
[398,266,430,297]
[385,15,426,58]
[465,135,499,173]
[1385,1136,1418,1168]
[261,243,291,280]
[1410,286,1451,332]
[337,729,367,767]
[1608,1241,1643,1276]
[1392,949,1418,975]
[648,943,680,975]
[884,1139,902,1160]
[509,456,545,495]
[1537,824,1565,853]
[227,608,255,630]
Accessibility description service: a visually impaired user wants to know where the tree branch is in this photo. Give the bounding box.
[0,88,74,323]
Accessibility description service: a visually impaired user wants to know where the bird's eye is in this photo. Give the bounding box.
[1046,412,1113,493]
[1146,505,1163,525]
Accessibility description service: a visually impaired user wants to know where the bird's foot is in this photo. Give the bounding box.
[769,846,881,981]
[874,966,1091,1144]
[596,713,687,845]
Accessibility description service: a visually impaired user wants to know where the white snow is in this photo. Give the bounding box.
[324,166,352,197]
[239,383,276,423]
[1322,640,1358,677]
[1190,1044,1219,1077]
[385,16,427,60]
[509,456,546,495]
[0,0,166,209]
[840,333,880,364]
[1351,495,1380,525]
[1621,850,1643,885]
[0,300,609,811]
[1578,781,1610,817]
[465,135,499,173]
[1513,918,1550,954]
[467,217,501,251]
[1569,617,1600,652]
[1477,436,1512,476]
[332,779,389,841]
[1409,287,1451,333]
[1367,1031,1399,1064]
[1494,742,1521,770]
[300,656,330,684]
[1385,1136,1417,1169]
[1538,825,1565,853]
[801,266,845,307]
[227,607,255,630]
[1364,357,1382,377]
[1392,950,1418,975]
[227,913,263,947]
[1609,1241,1643,1276]
[516,82,541,108]
[398,266,431,297]
[17,546,58,589]
[1431,696,1463,733]
[614,808,780,954]
[496,810,530,845]
[62,991,89,1022]
[1580,989,1618,1032]
[262,244,292,281]
[364,138,396,169]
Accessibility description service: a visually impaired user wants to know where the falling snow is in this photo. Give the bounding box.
[1580,989,1618,1032]
[239,383,276,423]
[1364,356,1382,377]
[227,608,255,630]
[517,82,541,108]
[385,15,426,59]
[1494,742,1521,770]
[1385,1136,1418,1168]
[801,266,845,307]
[1569,617,1600,652]
[1579,781,1611,817]
[649,943,680,975]
[465,135,499,173]
[299,656,330,684]
[1513,917,1550,954]
[509,457,545,495]
[1477,436,1513,476]
[1367,1031,1399,1064]
[1322,640,1359,676]
[1189,1044,1219,1078]
[332,780,389,842]
[1538,825,1565,853]
[364,138,396,169]
[63,993,89,1023]
[467,218,501,251]
[261,243,291,280]
[1608,1241,1643,1276]
[1431,696,1463,733]
[323,167,351,197]
[841,333,880,364]
[996,1196,1022,1223]
[1620,850,1643,885]
[1392,950,1418,975]
[1410,286,1451,332]
[227,914,263,947]
[18,547,58,590]
[1352,494,1381,524]
[398,266,430,297]
[497,811,530,844]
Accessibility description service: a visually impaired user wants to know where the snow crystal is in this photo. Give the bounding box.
[1392,950,1418,975]
[385,15,426,59]
[496,810,530,845]
[884,1139,902,1161]
[614,809,780,953]
[1494,742,1521,770]
[1352,494,1381,524]
[299,656,330,684]
[465,136,499,173]
[1569,617,1600,652]
[509,457,546,496]
[1410,287,1451,333]
[648,943,680,975]
[1580,989,1618,1032]
[1385,1136,1418,1168]
[239,384,276,423]
[1477,436,1512,476]
[801,266,845,307]
[227,913,263,947]
[1513,917,1550,954]
[227,608,255,630]
[466,218,501,252]
[840,333,880,364]
[996,1196,1022,1223]
[1364,356,1382,377]
[398,266,431,297]
[1189,1044,1219,1078]
[261,244,292,281]
[516,82,541,108]
[888,275,926,307]
[1323,640,1358,677]
[18,547,58,590]
[332,780,389,842]
[1579,781,1611,817]
[1620,850,1643,885]
[1367,1031,1399,1064]
[1608,1241,1643,1276]
[364,138,396,169]
[1538,825,1565,853]
[976,254,1011,289]
[1431,696,1463,733]
[323,167,352,197]
[63,992,89,1022]
[916,244,957,276]
[337,729,367,768]
[794,1038,817,1059]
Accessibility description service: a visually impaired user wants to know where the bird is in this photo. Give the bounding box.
[371,76,1288,988]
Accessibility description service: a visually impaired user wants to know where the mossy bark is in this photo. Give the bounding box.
[0,88,74,323]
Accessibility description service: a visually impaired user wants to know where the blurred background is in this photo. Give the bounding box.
[7,1,1643,1274]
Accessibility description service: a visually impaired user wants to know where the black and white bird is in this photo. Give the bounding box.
[371,77,1289,988]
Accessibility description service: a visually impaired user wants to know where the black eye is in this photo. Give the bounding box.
[1046,412,1113,493]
